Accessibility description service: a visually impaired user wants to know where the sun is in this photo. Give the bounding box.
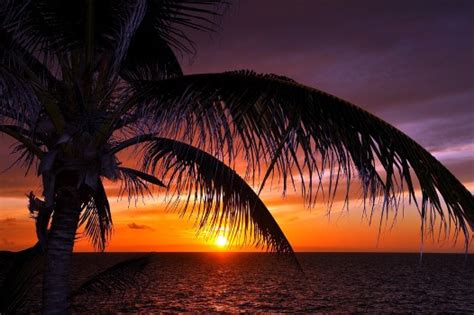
[215,235,228,248]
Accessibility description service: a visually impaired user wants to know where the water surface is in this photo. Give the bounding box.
[9,253,474,313]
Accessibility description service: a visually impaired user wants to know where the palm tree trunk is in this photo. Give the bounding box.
[42,187,82,315]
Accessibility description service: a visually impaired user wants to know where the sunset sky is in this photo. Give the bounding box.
[1,0,473,253]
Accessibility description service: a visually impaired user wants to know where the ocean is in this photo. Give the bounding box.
[7,253,474,313]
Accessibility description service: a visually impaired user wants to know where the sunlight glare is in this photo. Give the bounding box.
[215,235,228,248]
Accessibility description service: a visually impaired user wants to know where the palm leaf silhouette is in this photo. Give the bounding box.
[0,244,43,313]
[132,71,473,244]
[79,181,113,252]
[72,255,152,297]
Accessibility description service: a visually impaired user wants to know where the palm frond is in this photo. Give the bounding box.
[5,0,224,72]
[0,125,44,160]
[120,166,166,187]
[121,0,227,81]
[143,137,296,254]
[6,0,142,55]
[0,243,43,313]
[133,71,474,247]
[0,64,41,126]
[144,0,227,55]
[120,31,183,82]
[71,255,152,297]
[117,166,165,204]
[79,180,112,251]
[0,25,58,90]
[6,142,37,175]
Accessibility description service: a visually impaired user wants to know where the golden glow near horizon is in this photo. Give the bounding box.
[215,235,228,248]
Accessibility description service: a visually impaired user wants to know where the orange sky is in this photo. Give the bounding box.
[0,151,472,253]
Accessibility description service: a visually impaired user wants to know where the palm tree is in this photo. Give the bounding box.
[0,0,472,313]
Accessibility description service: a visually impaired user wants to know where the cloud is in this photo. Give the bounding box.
[127,222,155,231]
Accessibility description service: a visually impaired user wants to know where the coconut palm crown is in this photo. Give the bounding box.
[1,0,473,313]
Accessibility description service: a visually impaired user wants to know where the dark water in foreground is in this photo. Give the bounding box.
[9,253,474,313]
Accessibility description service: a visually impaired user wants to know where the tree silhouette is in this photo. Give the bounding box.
[0,1,472,313]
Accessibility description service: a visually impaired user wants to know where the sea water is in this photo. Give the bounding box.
[7,253,474,313]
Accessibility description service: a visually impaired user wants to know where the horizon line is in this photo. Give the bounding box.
[69,250,473,254]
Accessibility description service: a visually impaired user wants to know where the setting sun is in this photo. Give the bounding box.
[215,235,228,248]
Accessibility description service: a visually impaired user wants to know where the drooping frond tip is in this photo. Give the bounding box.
[79,181,113,252]
[142,137,295,255]
[72,255,152,298]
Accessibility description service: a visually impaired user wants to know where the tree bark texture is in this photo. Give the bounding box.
[42,186,82,315]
